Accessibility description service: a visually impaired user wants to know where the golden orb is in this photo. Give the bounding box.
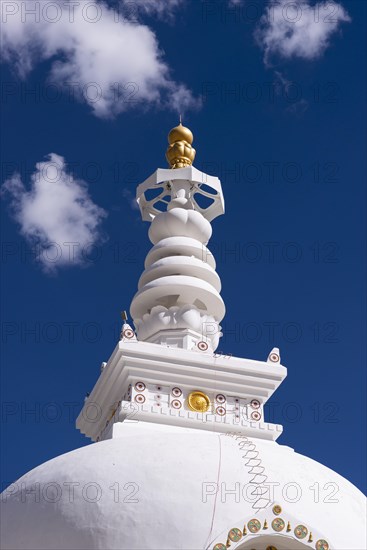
[166,120,196,169]
[168,122,193,145]
[187,391,211,413]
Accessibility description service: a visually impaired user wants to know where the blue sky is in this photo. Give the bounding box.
[1,0,366,495]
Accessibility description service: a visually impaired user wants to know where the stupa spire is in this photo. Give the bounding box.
[77,122,287,448]
[130,122,225,351]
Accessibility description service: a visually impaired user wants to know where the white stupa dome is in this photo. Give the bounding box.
[1,422,365,550]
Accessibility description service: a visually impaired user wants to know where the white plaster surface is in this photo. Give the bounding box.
[1,422,365,550]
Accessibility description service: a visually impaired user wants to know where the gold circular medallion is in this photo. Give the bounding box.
[272,504,282,515]
[294,525,308,539]
[187,391,211,413]
[247,519,261,533]
[228,528,242,542]
[271,518,285,532]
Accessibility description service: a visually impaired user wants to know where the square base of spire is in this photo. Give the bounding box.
[76,339,286,442]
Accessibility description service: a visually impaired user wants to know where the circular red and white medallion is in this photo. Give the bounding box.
[216,394,226,404]
[134,394,145,404]
[197,341,208,351]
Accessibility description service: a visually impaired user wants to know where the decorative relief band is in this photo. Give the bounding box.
[212,507,328,550]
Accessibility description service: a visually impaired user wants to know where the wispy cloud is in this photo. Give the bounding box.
[128,0,185,21]
[228,0,244,6]
[255,0,351,66]
[1,154,107,272]
[1,0,199,118]
[122,188,139,211]
[273,69,310,114]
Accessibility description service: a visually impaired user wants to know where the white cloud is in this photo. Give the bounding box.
[122,188,139,211]
[273,69,310,115]
[0,0,199,118]
[129,0,185,20]
[1,153,107,272]
[255,0,351,66]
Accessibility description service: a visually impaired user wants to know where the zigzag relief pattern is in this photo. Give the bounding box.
[227,434,272,512]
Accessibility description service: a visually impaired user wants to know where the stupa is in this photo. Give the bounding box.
[1,123,365,550]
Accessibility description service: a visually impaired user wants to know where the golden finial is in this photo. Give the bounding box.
[166,119,196,169]
[263,519,268,530]
[308,532,313,543]
[242,525,247,536]
[286,521,291,532]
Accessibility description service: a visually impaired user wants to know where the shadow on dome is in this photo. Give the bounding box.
[237,534,313,549]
